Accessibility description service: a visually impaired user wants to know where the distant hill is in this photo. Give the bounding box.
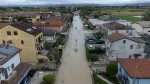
[0,2,150,7]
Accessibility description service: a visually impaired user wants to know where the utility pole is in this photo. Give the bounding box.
[133,63,138,84]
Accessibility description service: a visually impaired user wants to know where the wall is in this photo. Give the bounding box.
[0,53,20,80]
[106,38,145,61]
[132,23,143,33]
[0,25,40,63]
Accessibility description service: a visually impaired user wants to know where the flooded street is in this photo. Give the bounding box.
[54,15,93,84]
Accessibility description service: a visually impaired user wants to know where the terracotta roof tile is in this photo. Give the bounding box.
[117,58,150,78]
[106,33,144,43]
[34,20,63,27]
[136,21,150,28]
[103,22,134,30]
[10,22,42,36]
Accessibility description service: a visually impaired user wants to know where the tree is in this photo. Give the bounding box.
[50,48,59,61]
[43,74,55,84]
[93,32,104,40]
[13,16,28,23]
[143,7,150,21]
[94,14,99,18]
[106,62,118,77]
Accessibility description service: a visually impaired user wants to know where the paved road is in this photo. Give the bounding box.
[54,15,93,84]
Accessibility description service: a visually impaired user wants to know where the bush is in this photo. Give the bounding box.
[88,48,104,54]
[106,62,118,77]
[43,74,55,84]
[94,74,107,84]
[86,50,98,62]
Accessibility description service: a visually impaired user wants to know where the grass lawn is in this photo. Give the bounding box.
[114,15,142,22]
[95,74,108,84]
[99,73,119,84]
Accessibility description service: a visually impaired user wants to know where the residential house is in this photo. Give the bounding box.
[132,21,150,34]
[40,11,53,20]
[102,22,134,36]
[43,29,57,43]
[106,33,145,61]
[0,22,49,63]
[117,58,150,84]
[0,44,31,84]
[34,20,63,33]
[0,12,41,24]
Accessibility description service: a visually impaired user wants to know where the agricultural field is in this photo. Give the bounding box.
[101,8,145,22]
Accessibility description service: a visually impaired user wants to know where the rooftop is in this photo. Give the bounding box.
[117,58,150,78]
[1,63,31,84]
[103,22,134,30]
[0,45,21,65]
[136,21,150,28]
[34,20,63,27]
[43,29,57,36]
[106,33,144,43]
[0,22,42,36]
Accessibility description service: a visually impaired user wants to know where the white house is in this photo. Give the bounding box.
[106,33,145,61]
[43,29,57,43]
[132,21,150,34]
[117,58,150,84]
[102,22,134,36]
[0,45,31,84]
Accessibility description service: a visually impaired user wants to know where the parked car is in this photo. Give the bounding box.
[88,45,93,50]
[20,76,32,84]
[27,70,36,77]
[95,40,105,44]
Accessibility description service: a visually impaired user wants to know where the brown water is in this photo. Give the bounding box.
[54,15,93,84]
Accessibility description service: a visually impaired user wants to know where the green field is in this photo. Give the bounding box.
[114,15,142,22]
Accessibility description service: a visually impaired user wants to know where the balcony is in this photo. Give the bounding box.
[36,38,46,47]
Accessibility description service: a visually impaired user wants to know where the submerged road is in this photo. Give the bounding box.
[54,15,93,84]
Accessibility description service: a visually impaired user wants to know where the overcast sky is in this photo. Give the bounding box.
[0,0,150,5]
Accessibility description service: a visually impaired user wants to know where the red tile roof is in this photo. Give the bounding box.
[34,20,63,27]
[136,21,150,28]
[0,23,12,29]
[117,58,150,78]
[103,22,134,30]
[106,33,144,43]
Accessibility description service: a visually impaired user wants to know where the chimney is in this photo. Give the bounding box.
[41,22,45,31]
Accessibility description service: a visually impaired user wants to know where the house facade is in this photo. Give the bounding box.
[102,22,134,36]
[0,22,49,63]
[132,21,150,34]
[0,12,40,24]
[34,20,63,33]
[106,33,145,61]
[117,58,150,84]
[0,45,31,84]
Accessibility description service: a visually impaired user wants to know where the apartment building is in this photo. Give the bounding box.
[0,21,49,63]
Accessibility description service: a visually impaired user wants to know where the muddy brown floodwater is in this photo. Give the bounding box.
[54,15,93,84]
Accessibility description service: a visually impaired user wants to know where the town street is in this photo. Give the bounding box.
[54,15,93,84]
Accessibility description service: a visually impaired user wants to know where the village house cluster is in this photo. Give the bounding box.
[0,9,73,84]
[82,10,150,84]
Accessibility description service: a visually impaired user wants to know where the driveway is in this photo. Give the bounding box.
[54,15,93,84]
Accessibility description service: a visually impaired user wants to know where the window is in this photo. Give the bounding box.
[2,40,5,44]
[7,66,10,71]
[8,40,12,44]
[123,40,126,43]
[7,31,11,35]
[21,40,24,44]
[129,55,131,58]
[14,31,18,35]
[126,30,129,34]
[116,30,118,33]
[130,45,133,49]
[11,64,14,69]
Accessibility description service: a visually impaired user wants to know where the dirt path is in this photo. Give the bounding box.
[54,15,93,84]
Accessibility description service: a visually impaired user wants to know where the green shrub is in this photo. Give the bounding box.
[88,48,104,54]
[106,62,118,77]
[43,74,55,84]
[86,50,98,62]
